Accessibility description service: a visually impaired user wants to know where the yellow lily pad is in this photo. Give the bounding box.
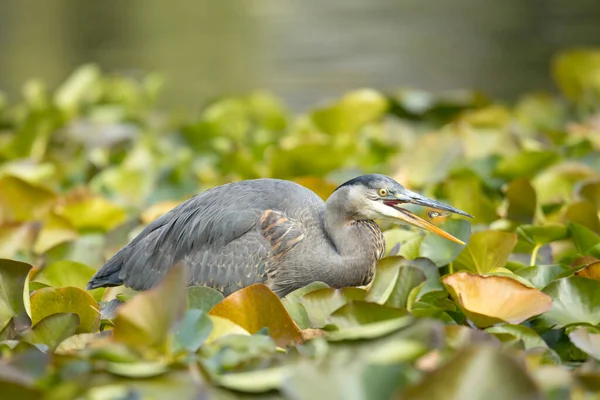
[33,212,78,254]
[209,283,302,347]
[0,175,55,223]
[56,194,127,232]
[443,272,552,327]
[575,261,600,281]
[30,286,100,333]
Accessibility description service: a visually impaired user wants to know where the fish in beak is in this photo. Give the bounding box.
[383,190,473,245]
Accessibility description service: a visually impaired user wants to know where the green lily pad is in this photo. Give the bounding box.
[552,48,600,103]
[485,324,548,350]
[173,309,213,353]
[565,201,600,233]
[33,212,78,254]
[21,313,79,350]
[326,316,413,341]
[282,281,329,329]
[327,301,408,329]
[0,259,32,334]
[30,286,100,334]
[104,361,169,378]
[419,219,471,266]
[515,264,572,289]
[569,222,600,258]
[453,230,518,274]
[186,285,224,312]
[516,224,569,246]
[541,276,600,328]
[400,346,542,399]
[300,287,366,328]
[57,195,127,232]
[32,260,103,300]
[217,367,288,393]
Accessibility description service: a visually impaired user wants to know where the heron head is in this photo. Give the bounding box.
[332,174,473,245]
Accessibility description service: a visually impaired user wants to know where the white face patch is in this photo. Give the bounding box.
[346,185,402,221]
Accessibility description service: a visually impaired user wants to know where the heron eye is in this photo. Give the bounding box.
[378,188,389,197]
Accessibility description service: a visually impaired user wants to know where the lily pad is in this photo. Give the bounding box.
[568,326,600,360]
[173,309,213,353]
[31,260,101,299]
[541,276,600,328]
[327,301,408,329]
[186,286,224,312]
[400,346,542,399]
[453,230,518,274]
[505,178,537,223]
[21,313,79,350]
[575,261,600,280]
[569,222,600,258]
[30,286,100,334]
[112,263,188,351]
[485,324,548,350]
[33,212,78,254]
[57,195,127,232]
[443,272,552,328]
[515,264,572,289]
[282,281,329,329]
[0,259,32,334]
[209,283,302,347]
[419,219,471,266]
[0,175,55,223]
[300,287,366,328]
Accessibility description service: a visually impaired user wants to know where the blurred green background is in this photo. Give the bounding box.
[2,0,600,111]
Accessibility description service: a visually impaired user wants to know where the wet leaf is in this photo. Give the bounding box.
[173,309,213,353]
[541,276,600,327]
[419,219,471,266]
[0,259,33,334]
[209,283,302,347]
[443,272,552,328]
[300,287,366,328]
[30,286,100,334]
[186,286,224,312]
[21,313,79,350]
[399,346,542,400]
[568,326,600,360]
[112,263,187,351]
[454,230,518,274]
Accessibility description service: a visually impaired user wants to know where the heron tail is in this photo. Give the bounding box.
[86,249,126,290]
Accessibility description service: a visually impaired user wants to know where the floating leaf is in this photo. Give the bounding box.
[0,223,38,259]
[112,263,187,351]
[327,301,408,329]
[217,367,288,393]
[104,361,169,379]
[30,286,100,334]
[32,260,97,292]
[516,224,569,246]
[443,272,552,328]
[515,265,572,289]
[0,259,33,334]
[552,48,600,103]
[485,324,548,350]
[541,276,600,327]
[33,212,78,254]
[575,261,600,280]
[209,284,302,347]
[21,313,79,350]
[454,230,518,274]
[300,287,366,328]
[282,282,329,329]
[57,195,127,232]
[205,315,250,344]
[568,326,600,360]
[569,222,600,258]
[327,316,413,342]
[495,151,559,181]
[565,201,600,233]
[186,286,224,312]
[173,309,213,353]
[400,346,542,399]
[419,219,470,266]
[505,178,537,223]
[0,175,55,223]
[0,364,41,400]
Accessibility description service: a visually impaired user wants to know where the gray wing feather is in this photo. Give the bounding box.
[87,179,322,294]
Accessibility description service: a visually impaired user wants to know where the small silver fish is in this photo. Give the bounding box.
[428,211,452,219]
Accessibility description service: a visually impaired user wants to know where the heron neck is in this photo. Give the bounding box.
[322,203,384,287]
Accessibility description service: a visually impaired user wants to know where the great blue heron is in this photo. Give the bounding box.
[87,174,472,297]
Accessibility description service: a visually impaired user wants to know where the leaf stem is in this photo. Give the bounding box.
[449,262,454,275]
[530,244,541,266]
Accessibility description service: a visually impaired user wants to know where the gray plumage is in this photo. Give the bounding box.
[87,174,471,297]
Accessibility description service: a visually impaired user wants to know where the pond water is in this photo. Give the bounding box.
[1,0,600,111]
